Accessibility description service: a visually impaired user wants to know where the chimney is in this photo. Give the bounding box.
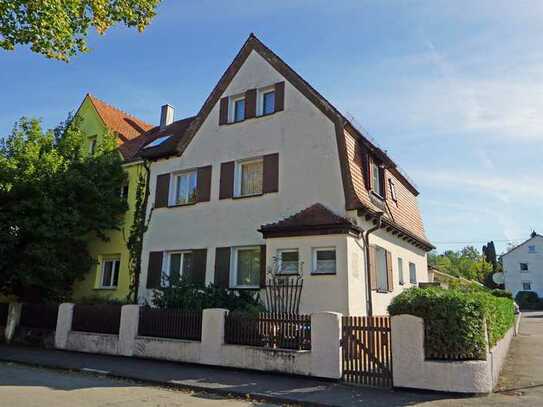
[160,104,175,129]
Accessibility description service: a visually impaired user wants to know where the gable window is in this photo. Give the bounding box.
[409,262,417,284]
[89,137,97,156]
[371,161,385,197]
[235,158,263,197]
[375,246,388,292]
[520,263,529,272]
[313,248,336,274]
[528,245,536,253]
[398,257,404,285]
[101,257,120,288]
[522,281,532,291]
[232,246,261,288]
[233,97,245,122]
[389,179,398,202]
[277,249,299,274]
[262,90,276,115]
[164,251,192,287]
[174,171,197,205]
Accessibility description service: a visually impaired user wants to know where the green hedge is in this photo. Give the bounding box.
[515,291,543,310]
[388,287,515,360]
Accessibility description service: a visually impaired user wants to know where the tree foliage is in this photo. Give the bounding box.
[0,117,127,301]
[0,0,160,61]
[428,245,493,285]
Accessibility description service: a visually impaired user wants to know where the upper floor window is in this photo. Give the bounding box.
[232,246,261,288]
[235,158,263,197]
[89,137,97,156]
[262,90,276,115]
[313,247,336,274]
[120,182,129,203]
[520,263,529,272]
[101,257,120,288]
[277,249,299,274]
[528,245,536,253]
[233,97,245,123]
[409,262,417,284]
[522,281,532,291]
[371,161,385,197]
[174,171,197,205]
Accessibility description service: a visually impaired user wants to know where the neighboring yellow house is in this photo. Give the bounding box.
[71,94,154,301]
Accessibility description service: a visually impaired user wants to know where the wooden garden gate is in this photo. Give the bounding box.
[341,316,393,387]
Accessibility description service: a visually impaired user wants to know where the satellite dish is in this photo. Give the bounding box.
[492,272,505,284]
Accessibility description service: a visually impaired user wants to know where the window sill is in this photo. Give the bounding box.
[222,110,280,126]
[274,273,301,277]
[310,272,336,276]
[230,286,261,291]
[232,193,264,200]
[168,201,198,208]
[370,190,385,201]
[93,287,118,291]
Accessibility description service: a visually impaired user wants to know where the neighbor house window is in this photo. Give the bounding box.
[313,248,336,274]
[371,161,384,197]
[409,262,417,284]
[398,257,404,285]
[522,281,532,291]
[375,246,388,292]
[262,90,275,115]
[89,137,97,155]
[101,257,120,288]
[389,179,398,202]
[520,263,529,272]
[232,247,261,288]
[164,251,192,287]
[235,158,263,197]
[174,171,197,205]
[233,97,245,122]
[120,182,129,203]
[528,245,536,253]
[277,249,299,274]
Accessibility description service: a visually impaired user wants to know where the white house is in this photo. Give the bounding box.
[502,231,543,299]
[135,34,434,316]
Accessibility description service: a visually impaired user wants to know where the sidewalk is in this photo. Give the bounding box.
[0,344,458,406]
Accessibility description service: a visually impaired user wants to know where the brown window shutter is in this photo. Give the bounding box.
[155,174,170,208]
[260,245,267,288]
[274,82,285,112]
[219,97,229,125]
[190,249,207,287]
[386,250,394,292]
[245,88,257,119]
[196,165,212,202]
[380,168,387,198]
[262,153,279,194]
[369,245,377,291]
[146,251,163,289]
[219,161,235,199]
[214,247,231,288]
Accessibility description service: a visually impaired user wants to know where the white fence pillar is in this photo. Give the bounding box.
[4,303,22,343]
[200,308,228,366]
[55,303,74,349]
[391,314,425,389]
[311,311,342,379]
[119,305,141,356]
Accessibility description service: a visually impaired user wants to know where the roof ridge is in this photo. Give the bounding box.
[87,94,153,128]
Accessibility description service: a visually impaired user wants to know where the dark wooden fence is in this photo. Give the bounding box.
[0,303,9,326]
[225,312,311,350]
[138,308,202,341]
[20,303,59,330]
[342,316,392,388]
[72,304,122,335]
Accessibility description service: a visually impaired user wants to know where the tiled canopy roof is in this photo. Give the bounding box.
[259,203,362,238]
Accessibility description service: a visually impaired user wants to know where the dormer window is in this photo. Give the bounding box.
[371,161,385,197]
[233,97,245,122]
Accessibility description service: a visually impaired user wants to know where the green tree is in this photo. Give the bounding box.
[0,0,160,61]
[428,246,494,286]
[0,117,127,301]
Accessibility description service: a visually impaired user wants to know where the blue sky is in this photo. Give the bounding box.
[1,1,541,254]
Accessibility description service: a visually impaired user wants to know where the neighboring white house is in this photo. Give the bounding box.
[135,34,434,316]
[502,231,543,299]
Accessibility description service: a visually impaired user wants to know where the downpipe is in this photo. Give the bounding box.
[363,211,384,316]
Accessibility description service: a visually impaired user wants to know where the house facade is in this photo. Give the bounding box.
[71,94,153,301]
[136,35,433,315]
[502,231,543,299]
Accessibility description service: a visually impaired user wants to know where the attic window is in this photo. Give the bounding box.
[144,135,171,149]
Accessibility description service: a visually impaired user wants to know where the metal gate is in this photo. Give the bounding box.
[341,316,392,387]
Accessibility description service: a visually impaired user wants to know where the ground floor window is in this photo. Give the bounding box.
[409,262,417,284]
[522,281,532,291]
[277,249,299,274]
[165,251,193,286]
[398,257,404,285]
[232,246,261,288]
[101,257,120,288]
[312,248,336,274]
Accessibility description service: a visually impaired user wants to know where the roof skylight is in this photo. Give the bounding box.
[144,135,171,149]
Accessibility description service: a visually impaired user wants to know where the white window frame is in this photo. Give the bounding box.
[398,257,404,285]
[100,257,120,289]
[163,250,192,287]
[277,249,300,275]
[231,246,261,289]
[258,86,276,116]
[170,170,197,206]
[312,247,337,275]
[371,162,384,197]
[522,281,532,291]
[528,245,536,254]
[520,263,529,272]
[231,95,246,123]
[409,262,417,284]
[234,157,264,198]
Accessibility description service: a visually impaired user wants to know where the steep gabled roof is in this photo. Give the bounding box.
[501,233,543,258]
[259,203,362,238]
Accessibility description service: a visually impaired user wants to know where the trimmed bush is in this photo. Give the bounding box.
[388,287,515,360]
[491,289,513,299]
[515,291,542,310]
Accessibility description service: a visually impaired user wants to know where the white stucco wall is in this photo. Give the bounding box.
[503,235,543,298]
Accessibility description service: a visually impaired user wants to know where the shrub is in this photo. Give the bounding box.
[515,291,542,310]
[491,289,513,299]
[388,287,515,360]
[75,295,129,305]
